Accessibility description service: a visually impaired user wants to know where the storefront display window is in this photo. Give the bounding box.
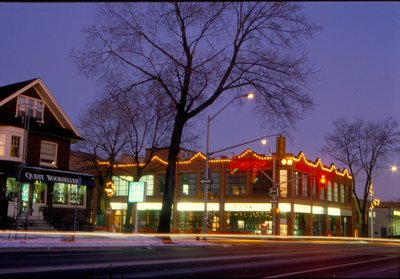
[6,177,18,200]
[33,181,46,203]
[53,183,86,207]
[226,211,271,234]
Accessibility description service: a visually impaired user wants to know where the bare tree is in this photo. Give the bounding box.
[75,84,174,230]
[72,2,319,233]
[322,117,400,237]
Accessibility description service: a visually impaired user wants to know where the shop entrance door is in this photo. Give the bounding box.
[21,182,47,219]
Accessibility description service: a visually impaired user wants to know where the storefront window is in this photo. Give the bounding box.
[312,214,326,236]
[53,183,68,205]
[53,183,86,206]
[6,177,18,200]
[70,184,85,205]
[226,211,271,234]
[33,181,46,203]
[294,213,307,236]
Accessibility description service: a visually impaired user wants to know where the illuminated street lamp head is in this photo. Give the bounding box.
[261,138,267,145]
[390,165,398,173]
[245,92,254,99]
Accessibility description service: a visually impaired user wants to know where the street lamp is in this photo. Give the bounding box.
[368,184,380,239]
[202,92,254,239]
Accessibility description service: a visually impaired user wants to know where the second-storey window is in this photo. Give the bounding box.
[327,181,332,201]
[179,172,197,196]
[0,134,6,156]
[226,171,246,196]
[140,175,154,196]
[40,141,57,166]
[10,135,20,157]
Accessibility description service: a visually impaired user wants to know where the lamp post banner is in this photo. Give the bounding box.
[227,158,272,171]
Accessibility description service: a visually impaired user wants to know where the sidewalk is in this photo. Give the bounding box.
[0,230,211,249]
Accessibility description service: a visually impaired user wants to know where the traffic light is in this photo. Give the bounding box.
[251,167,259,183]
[319,175,326,188]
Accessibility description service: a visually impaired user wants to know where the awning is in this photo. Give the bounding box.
[20,166,95,187]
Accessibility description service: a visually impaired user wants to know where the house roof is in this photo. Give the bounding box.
[0,78,38,100]
[0,78,82,140]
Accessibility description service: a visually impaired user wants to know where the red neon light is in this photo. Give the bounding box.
[227,158,272,171]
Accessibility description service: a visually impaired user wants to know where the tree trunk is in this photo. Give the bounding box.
[157,115,185,234]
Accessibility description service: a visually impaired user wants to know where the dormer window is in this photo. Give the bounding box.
[16,96,44,121]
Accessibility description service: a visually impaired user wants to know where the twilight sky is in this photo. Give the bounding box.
[0,2,399,201]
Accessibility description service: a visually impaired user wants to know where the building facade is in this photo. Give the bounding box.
[105,136,354,236]
[0,78,95,230]
[370,201,400,238]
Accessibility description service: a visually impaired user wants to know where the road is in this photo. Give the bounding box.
[0,239,399,278]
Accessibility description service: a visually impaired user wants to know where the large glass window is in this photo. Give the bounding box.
[140,175,154,196]
[226,171,246,196]
[201,171,221,196]
[33,182,46,203]
[6,177,18,200]
[52,183,86,207]
[113,176,129,196]
[179,172,197,196]
[40,141,57,166]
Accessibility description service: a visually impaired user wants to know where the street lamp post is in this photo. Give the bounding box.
[202,93,254,239]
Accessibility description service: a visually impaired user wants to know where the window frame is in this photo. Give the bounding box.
[40,141,58,167]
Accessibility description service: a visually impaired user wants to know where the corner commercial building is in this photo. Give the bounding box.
[104,136,354,236]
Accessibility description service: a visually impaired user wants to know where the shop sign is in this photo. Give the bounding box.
[227,158,271,171]
[128,181,146,203]
[24,171,79,184]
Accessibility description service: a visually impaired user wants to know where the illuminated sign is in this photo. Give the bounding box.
[128,182,146,203]
[227,158,272,171]
[225,203,270,212]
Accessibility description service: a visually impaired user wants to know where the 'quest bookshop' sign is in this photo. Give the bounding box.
[128,181,146,203]
[24,171,80,184]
